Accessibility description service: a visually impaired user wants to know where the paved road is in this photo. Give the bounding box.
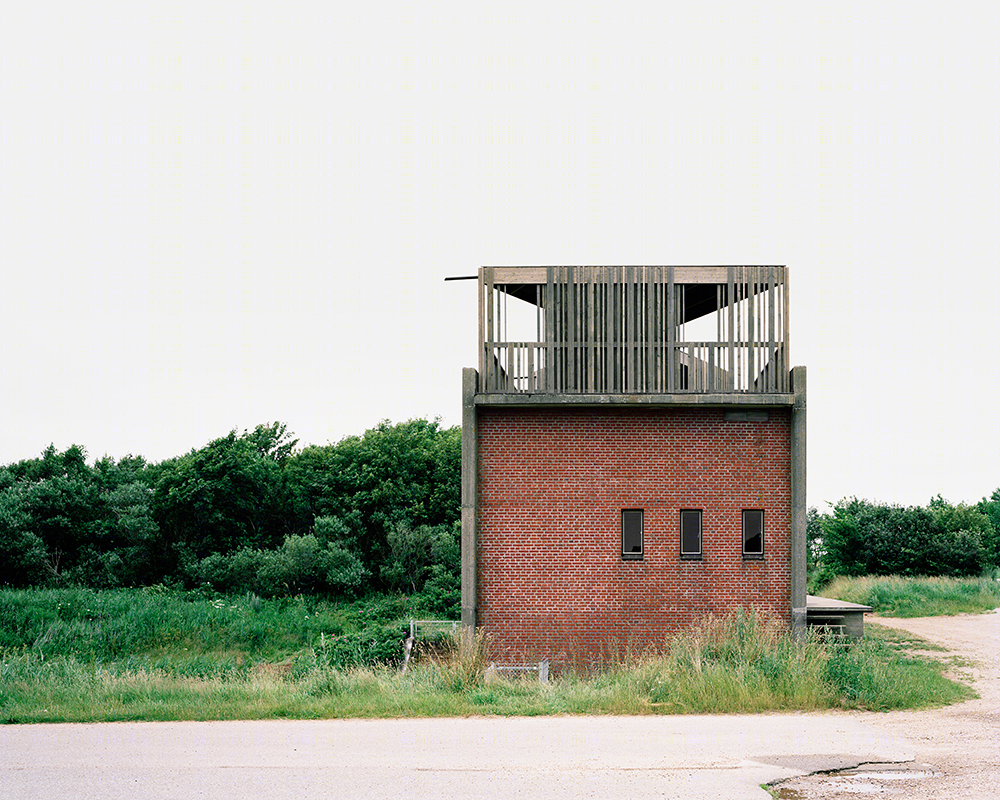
[1,714,910,800]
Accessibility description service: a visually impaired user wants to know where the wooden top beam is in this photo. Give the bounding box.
[485,266,785,285]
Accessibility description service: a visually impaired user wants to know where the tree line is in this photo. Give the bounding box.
[0,420,460,613]
[3,417,997,603]
[809,492,1000,589]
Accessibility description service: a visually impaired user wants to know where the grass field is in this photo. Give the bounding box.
[821,574,1000,617]
[0,587,974,724]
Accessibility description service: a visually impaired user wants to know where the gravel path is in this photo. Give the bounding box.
[773,608,1000,798]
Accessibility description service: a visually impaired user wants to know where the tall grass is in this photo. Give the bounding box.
[823,574,1000,617]
[0,589,973,723]
[0,586,409,664]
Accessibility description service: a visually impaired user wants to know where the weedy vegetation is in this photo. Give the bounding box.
[823,574,1000,617]
[0,589,973,724]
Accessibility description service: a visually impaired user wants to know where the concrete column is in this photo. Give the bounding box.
[790,365,808,636]
[460,368,479,650]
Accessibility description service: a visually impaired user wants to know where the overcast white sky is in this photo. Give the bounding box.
[2,2,997,510]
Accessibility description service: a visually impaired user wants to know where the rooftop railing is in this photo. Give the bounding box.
[479,266,789,395]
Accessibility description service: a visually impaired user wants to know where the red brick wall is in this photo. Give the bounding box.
[476,406,791,666]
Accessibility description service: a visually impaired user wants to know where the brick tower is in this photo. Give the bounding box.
[460,266,806,667]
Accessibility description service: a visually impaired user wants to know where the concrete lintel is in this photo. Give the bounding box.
[474,392,795,407]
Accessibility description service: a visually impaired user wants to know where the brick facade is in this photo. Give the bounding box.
[476,405,792,666]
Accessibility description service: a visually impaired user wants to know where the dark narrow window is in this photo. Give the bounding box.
[680,510,702,559]
[621,509,643,560]
[743,509,764,559]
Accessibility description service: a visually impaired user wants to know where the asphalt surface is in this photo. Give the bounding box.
[1,714,911,800]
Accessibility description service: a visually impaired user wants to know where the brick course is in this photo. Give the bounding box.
[476,406,792,666]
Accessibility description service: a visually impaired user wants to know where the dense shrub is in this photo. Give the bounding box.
[0,480,50,587]
[187,533,368,598]
[821,497,988,579]
[0,420,462,596]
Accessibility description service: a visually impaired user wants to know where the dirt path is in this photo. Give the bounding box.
[774,608,1000,798]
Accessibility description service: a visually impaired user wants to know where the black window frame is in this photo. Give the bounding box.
[742,509,764,559]
[679,509,702,560]
[621,509,644,560]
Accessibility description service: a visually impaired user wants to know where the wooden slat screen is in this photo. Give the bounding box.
[480,266,788,395]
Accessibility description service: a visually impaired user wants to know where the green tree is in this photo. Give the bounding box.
[976,488,1000,568]
[0,476,49,586]
[283,419,461,579]
[152,428,288,573]
[822,497,985,578]
[381,520,458,594]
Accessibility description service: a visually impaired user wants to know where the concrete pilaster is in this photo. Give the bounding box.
[461,368,479,648]
[790,365,807,636]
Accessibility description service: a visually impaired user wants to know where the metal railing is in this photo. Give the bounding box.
[488,659,549,684]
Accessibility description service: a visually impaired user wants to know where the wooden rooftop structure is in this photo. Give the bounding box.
[476,265,790,397]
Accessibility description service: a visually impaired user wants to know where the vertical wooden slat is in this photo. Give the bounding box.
[706,342,712,392]
[757,268,763,390]
[623,266,630,392]
[747,267,757,390]
[628,266,636,392]
[566,267,579,394]
[579,265,586,392]
[551,268,559,393]
[622,266,629,391]
[767,266,776,392]
[598,268,604,392]
[609,270,615,392]
[545,267,555,393]
[616,266,623,393]
[682,284,687,390]
[698,345,708,392]
[716,284,724,387]
[500,279,508,391]
[477,267,485,382]
[586,268,595,393]
[535,284,542,391]
[666,267,675,392]
[501,285,508,391]
[727,267,736,392]
[509,343,515,393]
[741,267,747,391]
[595,267,600,392]
[619,265,625,392]
[654,267,662,392]
[558,266,566,393]
[526,341,533,392]
[776,268,784,390]
[659,269,665,391]
[638,266,644,391]
[782,267,790,392]
[643,267,656,392]
[485,267,495,391]
[648,267,654,391]
[586,268,594,393]
[576,273,583,393]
